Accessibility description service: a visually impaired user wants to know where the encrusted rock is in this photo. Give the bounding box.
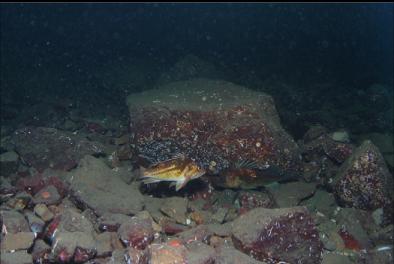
[231,206,323,263]
[334,140,393,210]
[237,190,275,212]
[127,78,302,189]
[117,216,155,250]
[149,241,188,264]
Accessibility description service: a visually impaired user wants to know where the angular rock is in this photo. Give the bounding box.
[31,239,52,264]
[334,140,393,210]
[302,134,354,164]
[52,231,97,263]
[32,185,62,205]
[117,216,155,250]
[177,225,212,244]
[267,181,316,208]
[231,206,323,263]
[0,151,19,176]
[149,241,188,264]
[215,245,267,264]
[0,250,33,264]
[97,213,132,232]
[95,232,124,257]
[124,247,149,264]
[127,78,302,189]
[185,241,216,264]
[66,155,144,216]
[160,197,188,225]
[12,127,105,172]
[25,211,46,236]
[1,232,35,251]
[0,210,30,233]
[34,203,54,222]
[237,190,275,211]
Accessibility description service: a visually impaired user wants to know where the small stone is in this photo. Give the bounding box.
[95,232,123,257]
[211,207,228,224]
[160,197,188,225]
[34,203,54,222]
[149,242,188,264]
[25,211,46,236]
[117,216,154,250]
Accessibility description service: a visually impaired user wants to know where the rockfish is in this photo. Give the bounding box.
[139,154,206,191]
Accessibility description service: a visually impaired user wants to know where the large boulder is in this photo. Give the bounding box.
[231,206,323,263]
[127,78,302,189]
[334,140,393,210]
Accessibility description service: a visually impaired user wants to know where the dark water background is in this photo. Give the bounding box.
[1,3,393,138]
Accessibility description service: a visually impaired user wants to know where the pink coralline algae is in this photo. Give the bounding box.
[334,140,393,210]
[127,79,303,189]
[231,207,323,264]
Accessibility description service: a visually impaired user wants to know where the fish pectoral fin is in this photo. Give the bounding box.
[175,179,187,191]
[142,178,162,184]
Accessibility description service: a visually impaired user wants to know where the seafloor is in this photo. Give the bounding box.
[1,54,393,264]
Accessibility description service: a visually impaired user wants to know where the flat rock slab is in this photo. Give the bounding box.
[334,140,393,210]
[12,127,105,172]
[231,206,323,264]
[66,155,144,216]
[127,78,302,189]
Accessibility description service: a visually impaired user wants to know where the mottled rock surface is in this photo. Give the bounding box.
[334,140,393,210]
[127,78,302,189]
[66,155,144,216]
[12,127,105,172]
[231,206,323,264]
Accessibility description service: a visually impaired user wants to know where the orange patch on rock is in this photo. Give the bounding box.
[41,191,51,199]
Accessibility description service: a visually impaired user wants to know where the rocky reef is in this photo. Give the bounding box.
[1,71,393,264]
